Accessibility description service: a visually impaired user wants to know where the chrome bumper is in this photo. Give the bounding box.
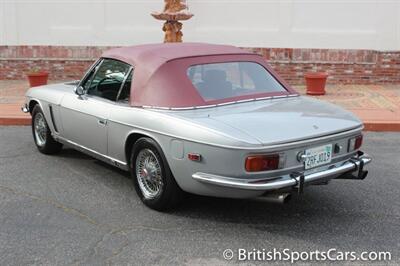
[192,152,372,191]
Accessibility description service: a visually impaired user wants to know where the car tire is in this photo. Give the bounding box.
[31,105,63,155]
[130,137,184,211]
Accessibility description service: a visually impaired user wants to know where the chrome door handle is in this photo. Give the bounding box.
[98,119,107,126]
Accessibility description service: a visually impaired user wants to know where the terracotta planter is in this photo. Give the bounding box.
[27,72,49,87]
[305,72,328,95]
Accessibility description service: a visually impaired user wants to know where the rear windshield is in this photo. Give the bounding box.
[187,62,286,102]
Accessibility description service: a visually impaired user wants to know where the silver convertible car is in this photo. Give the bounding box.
[22,43,371,210]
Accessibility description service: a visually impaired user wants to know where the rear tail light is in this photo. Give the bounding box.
[245,154,280,172]
[348,135,363,152]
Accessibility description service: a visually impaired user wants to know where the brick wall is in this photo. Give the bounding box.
[1,46,399,85]
[248,48,400,85]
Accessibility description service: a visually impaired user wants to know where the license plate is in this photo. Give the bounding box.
[304,144,333,170]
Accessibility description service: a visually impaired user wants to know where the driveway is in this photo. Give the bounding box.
[0,127,399,265]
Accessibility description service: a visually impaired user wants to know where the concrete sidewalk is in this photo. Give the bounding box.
[0,80,32,125]
[0,80,399,131]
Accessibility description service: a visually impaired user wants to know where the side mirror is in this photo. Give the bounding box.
[74,86,85,96]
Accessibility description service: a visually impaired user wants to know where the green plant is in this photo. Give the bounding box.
[28,67,45,74]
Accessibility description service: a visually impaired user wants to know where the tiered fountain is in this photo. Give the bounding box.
[151,0,194,43]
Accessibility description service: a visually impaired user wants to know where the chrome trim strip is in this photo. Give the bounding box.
[86,59,104,92]
[116,67,133,102]
[64,80,80,86]
[192,154,372,191]
[55,135,128,170]
[140,93,300,111]
[77,58,102,90]
[235,98,255,104]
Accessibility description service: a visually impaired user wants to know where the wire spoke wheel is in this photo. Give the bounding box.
[34,112,47,147]
[135,148,164,199]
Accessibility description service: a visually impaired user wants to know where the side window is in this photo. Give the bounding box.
[117,70,133,103]
[85,59,131,101]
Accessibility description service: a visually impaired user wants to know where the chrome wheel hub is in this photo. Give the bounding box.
[34,113,47,147]
[135,149,163,199]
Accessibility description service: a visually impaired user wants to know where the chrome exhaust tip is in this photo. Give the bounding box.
[259,193,292,204]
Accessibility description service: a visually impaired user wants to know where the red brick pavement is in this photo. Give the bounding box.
[296,85,400,131]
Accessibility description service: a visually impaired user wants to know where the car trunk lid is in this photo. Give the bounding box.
[171,96,362,146]
[208,97,362,145]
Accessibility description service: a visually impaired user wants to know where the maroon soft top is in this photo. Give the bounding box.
[102,43,296,108]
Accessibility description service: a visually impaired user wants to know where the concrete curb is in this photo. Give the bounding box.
[0,117,31,126]
[364,121,400,132]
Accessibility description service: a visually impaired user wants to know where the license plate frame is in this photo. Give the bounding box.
[304,144,333,170]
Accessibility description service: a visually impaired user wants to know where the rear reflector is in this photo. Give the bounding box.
[245,154,280,172]
[348,135,363,151]
[355,135,363,150]
[188,153,201,162]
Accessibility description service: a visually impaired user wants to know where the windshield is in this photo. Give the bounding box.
[187,62,287,102]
